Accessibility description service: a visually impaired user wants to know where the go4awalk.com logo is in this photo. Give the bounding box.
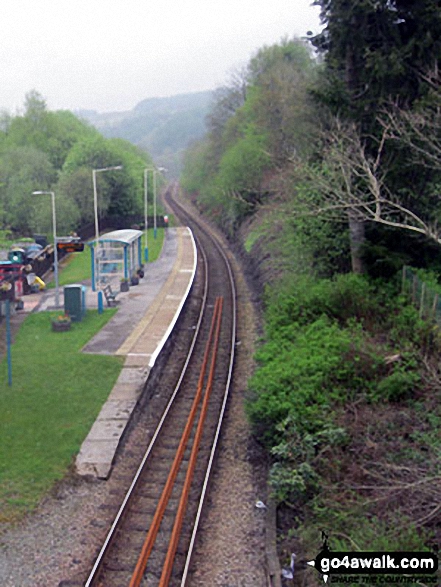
[307,532,439,585]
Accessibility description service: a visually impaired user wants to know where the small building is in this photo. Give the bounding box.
[88,229,143,291]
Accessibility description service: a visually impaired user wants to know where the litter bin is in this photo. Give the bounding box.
[64,284,87,322]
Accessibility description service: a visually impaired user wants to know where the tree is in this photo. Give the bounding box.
[0,146,57,233]
[56,167,95,225]
[182,38,317,231]
[61,134,151,219]
[295,116,441,249]
[312,0,441,120]
[7,92,98,169]
[247,40,317,165]
[310,0,441,271]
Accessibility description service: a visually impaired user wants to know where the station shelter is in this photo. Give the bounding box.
[88,229,143,291]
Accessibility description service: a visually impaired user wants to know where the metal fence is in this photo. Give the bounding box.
[402,266,441,323]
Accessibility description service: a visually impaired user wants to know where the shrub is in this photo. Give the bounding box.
[374,368,421,403]
[269,461,319,504]
[264,273,386,336]
[247,313,386,449]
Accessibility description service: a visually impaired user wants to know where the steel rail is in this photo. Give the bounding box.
[159,297,224,586]
[129,297,222,587]
[86,182,237,587]
[84,231,208,587]
[164,184,238,586]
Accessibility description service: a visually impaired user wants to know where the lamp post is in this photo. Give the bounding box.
[32,190,59,308]
[144,166,166,243]
[144,168,150,262]
[92,165,123,313]
[154,167,167,240]
[153,168,157,240]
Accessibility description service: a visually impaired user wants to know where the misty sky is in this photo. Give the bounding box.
[2,0,321,114]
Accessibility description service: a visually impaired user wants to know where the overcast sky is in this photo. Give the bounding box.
[2,0,322,114]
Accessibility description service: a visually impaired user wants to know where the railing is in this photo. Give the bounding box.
[402,266,441,323]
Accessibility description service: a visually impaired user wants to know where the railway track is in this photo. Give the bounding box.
[85,183,237,586]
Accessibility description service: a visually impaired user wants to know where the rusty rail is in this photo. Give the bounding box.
[129,297,223,587]
[159,297,223,586]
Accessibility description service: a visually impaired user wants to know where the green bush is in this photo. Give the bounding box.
[247,312,387,450]
[264,273,386,335]
[269,461,319,504]
[386,299,441,359]
[247,271,425,508]
[374,366,421,403]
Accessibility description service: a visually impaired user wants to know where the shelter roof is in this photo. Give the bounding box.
[88,229,142,246]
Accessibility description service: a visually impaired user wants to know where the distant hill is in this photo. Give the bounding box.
[76,91,213,178]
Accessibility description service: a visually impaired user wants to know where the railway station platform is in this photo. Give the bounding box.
[78,226,196,478]
[28,227,196,479]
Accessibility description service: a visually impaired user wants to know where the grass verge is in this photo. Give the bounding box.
[0,309,123,522]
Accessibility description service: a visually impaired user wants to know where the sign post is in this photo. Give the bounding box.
[6,299,12,386]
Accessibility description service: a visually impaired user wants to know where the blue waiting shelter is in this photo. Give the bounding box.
[88,229,143,291]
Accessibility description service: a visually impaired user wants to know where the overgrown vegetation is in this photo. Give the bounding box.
[247,275,440,576]
[181,0,441,577]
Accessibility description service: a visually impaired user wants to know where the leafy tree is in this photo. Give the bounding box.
[56,167,95,225]
[62,134,125,218]
[311,0,441,122]
[247,41,317,164]
[7,91,98,170]
[107,138,155,215]
[182,38,317,231]
[180,139,213,194]
[309,0,441,272]
[0,146,57,233]
[0,91,156,236]
[62,134,152,219]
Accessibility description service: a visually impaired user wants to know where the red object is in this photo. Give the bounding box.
[15,278,23,297]
[57,242,84,253]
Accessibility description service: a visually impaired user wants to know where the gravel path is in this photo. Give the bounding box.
[0,217,268,586]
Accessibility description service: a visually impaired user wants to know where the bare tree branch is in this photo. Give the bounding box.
[291,117,441,245]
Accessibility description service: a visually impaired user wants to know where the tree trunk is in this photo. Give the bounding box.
[348,212,365,274]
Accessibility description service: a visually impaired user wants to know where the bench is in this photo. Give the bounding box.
[103,284,119,307]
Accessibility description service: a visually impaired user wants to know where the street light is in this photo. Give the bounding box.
[144,166,167,243]
[144,168,151,262]
[92,165,123,312]
[32,190,59,308]
[154,167,167,240]
[153,168,157,240]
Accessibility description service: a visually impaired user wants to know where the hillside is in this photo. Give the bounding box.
[77,91,213,178]
[181,29,441,582]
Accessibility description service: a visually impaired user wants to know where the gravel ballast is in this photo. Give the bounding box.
[0,213,269,586]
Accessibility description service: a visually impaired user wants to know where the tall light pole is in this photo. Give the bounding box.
[143,168,151,262]
[144,166,166,243]
[154,167,167,239]
[153,168,157,240]
[32,190,59,308]
[92,165,123,313]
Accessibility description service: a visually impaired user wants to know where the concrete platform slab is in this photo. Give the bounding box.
[97,400,137,420]
[75,227,197,479]
[116,367,150,385]
[124,354,152,368]
[108,383,145,402]
[76,439,121,478]
[86,419,127,442]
